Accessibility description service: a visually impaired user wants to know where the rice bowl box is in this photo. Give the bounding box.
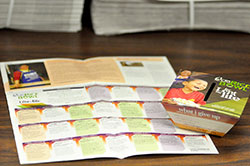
[162,70,250,136]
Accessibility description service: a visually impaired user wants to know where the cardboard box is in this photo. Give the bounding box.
[162,70,250,136]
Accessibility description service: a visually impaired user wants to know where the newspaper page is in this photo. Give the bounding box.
[0,57,218,164]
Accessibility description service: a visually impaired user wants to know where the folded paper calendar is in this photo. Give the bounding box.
[0,57,218,164]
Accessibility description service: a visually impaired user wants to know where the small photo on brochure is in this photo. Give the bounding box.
[6,62,51,89]
[120,61,144,67]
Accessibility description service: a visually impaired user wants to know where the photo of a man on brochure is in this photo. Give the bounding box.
[6,62,50,89]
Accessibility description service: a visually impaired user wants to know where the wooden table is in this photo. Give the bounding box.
[0,27,250,166]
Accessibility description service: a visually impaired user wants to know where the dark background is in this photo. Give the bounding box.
[0,0,250,165]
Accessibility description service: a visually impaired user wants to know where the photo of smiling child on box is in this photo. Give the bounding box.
[162,70,250,136]
[164,78,208,106]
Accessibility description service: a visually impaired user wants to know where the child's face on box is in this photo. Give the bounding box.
[180,70,191,76]
[183,79,208,92]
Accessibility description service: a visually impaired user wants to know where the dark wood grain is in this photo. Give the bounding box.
[0,26,250,166]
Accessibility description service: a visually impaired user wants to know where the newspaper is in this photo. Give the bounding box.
[1,0,84,32]
[91,0,250,35]
[0,57,218,164]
